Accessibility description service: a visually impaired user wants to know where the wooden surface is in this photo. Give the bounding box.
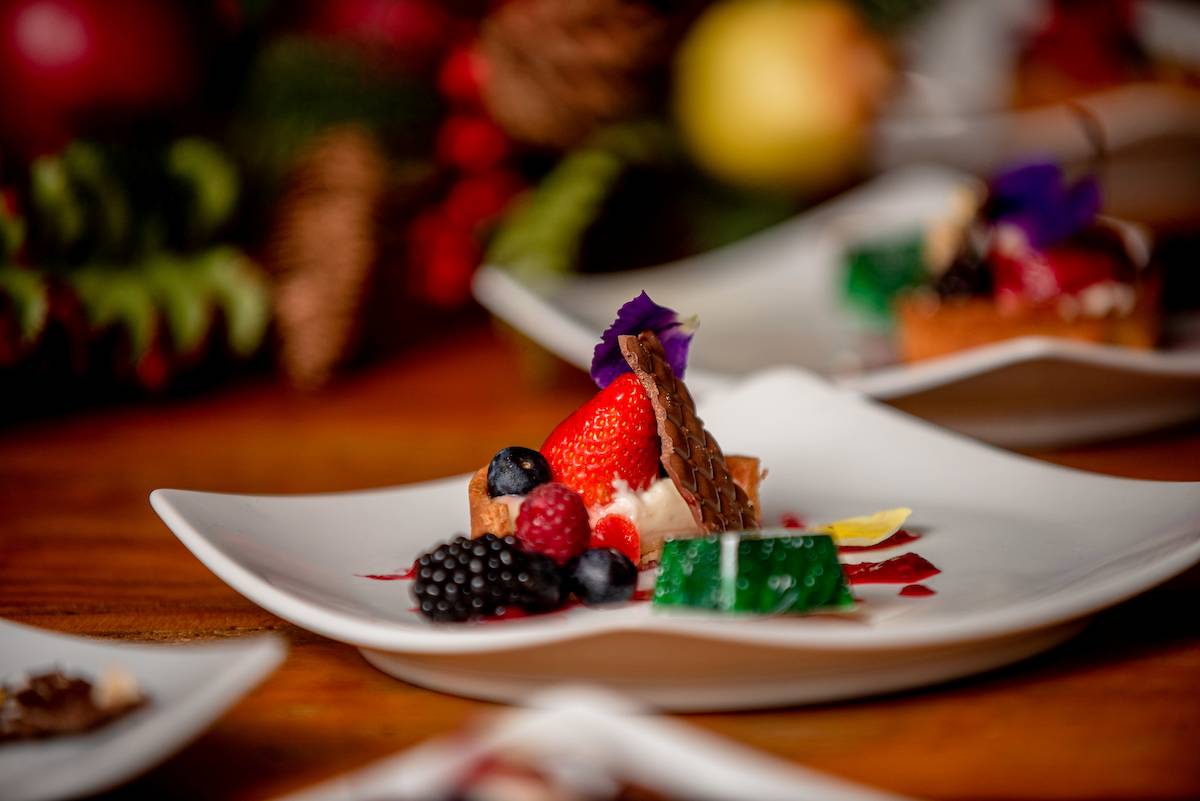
[2,324,1199,801]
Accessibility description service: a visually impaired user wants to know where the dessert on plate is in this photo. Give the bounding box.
[400,293,931,623]
[844,161,1159,362]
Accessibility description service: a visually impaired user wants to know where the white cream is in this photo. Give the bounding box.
[590,477,702,539]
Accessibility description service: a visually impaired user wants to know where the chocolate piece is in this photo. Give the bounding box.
[0,670,145,743]
[619,331,758,532]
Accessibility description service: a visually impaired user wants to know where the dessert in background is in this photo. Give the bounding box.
[844,161,1159,362]
[1,668,145,742]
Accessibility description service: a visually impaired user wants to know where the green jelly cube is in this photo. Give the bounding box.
[843,234,926,322]
[653,531,853,615]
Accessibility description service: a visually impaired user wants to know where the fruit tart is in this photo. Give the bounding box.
[844,162,1160,362]
[469,292,763,569]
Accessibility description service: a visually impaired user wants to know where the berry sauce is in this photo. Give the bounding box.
[837,529,920,553]
[899,584,936,597]
[842,553,940,585]
[780,513,806,529]
[358,566,416,581]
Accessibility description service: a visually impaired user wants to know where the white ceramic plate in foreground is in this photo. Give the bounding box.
[151,369,1200,711]
[0,619,285,801]
[272,686,918,801]
[472,166,1200,448]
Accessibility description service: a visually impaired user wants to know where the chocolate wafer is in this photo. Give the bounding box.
[619,331,759,532]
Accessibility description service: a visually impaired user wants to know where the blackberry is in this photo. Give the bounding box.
[412,534,564,622]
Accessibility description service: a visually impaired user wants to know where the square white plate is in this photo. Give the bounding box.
[0,620,284,801]
[151,369,1200,711]
[472,166,1200,447]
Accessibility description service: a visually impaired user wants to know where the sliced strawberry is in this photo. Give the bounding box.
[541,372,659,508]
[591,514,641,564]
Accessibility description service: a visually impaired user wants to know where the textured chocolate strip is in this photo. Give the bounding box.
[619,331,759,532]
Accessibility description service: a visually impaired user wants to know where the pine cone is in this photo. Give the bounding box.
[265,126,387,390]
[480,0,699,149]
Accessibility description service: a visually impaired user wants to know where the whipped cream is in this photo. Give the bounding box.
[590,477,701,540]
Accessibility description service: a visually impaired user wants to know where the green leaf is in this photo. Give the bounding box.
[68,266,158,361]
[486,121,677,281]
[30,155,86,257]
[167,138,240,242]
[63,141,131,258]
[195,247,271,358]
[0,267,50,344]
[0,193,25,263]
[144,253,211,354]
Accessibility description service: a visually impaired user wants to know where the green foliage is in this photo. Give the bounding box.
[166,139,240,246]
[67,249,271,363]
[230,37,439,192]
[3,136,270,376]
[487,121,677,281]
[0,268,50,344]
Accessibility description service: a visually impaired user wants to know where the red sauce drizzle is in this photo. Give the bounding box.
[780,513,806,529]
[837,529,920,553]
[358,566,416,581]
[480,607,531,623]
[842,552,940,585]
[899,584,936,597]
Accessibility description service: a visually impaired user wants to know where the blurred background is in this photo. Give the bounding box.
[1,0,1198,421]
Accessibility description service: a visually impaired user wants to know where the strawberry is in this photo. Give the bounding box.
[540,372,659,507]
[514,482,590,565]
[591,514,640,565]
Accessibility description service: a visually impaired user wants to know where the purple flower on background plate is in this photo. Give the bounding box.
[590,291,698,389]
[984,162,1100,250]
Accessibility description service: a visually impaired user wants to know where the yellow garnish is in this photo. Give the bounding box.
[814,508,912,547]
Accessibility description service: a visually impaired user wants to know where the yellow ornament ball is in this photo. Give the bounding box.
[674,0,890,193]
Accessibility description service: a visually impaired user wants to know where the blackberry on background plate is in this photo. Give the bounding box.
[412,534,564,622]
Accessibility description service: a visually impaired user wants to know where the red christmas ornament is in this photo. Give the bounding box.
[0,0,196,155]
[443,169,523,230]
[438,43,488,107]
[305,0,452,72]
[436,114,511,173]
[407,210,480,309]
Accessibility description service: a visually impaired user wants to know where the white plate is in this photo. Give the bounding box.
[0,619,285,801]
[271,686,919,801]
[151,369,1200,711]
[472,166,1200,448]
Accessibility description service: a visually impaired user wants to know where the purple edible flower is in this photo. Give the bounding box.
[984,161,1100,250]
[590,291,697,389]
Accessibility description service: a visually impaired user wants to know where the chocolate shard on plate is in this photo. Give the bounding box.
[619,331,759,532]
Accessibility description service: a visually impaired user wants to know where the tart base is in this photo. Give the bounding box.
[895,288,1160,363]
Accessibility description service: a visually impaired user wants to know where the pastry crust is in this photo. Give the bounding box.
[895,284,1160,363]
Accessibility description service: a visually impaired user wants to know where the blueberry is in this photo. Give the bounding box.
[486,446,552,497]
[567,548,637,606]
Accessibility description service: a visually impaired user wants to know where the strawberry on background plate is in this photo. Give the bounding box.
[541,372,659,508]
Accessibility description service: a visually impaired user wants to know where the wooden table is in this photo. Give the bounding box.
[3,324,1199,801]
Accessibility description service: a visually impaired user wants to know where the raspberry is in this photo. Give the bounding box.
[514,482,590,565]
[591,515,640,564]
[411,534,563,622]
